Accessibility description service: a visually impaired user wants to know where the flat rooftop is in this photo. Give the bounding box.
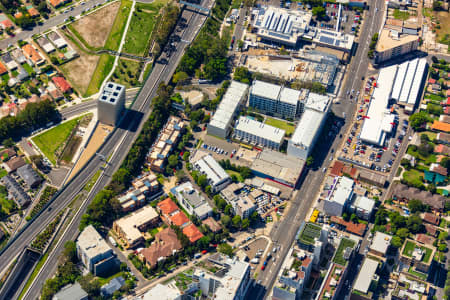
[77,225,111,259]
[376,28,418,52]
[235,116,285,144]
[353,258,378,294]
[250,80,281,100]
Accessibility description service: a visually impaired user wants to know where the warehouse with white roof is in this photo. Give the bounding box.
[234,116,286,150]
[287,92,330,160]
[360,65,397,146]
[191,151,231,192]
[207,81,249,139]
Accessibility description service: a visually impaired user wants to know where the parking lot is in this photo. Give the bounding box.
[241,237,273,272]
[338,77,412,174]
[319,3,361,34]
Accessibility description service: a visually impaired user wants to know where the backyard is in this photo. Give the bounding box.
[265,117,295,136]
[402,169,424,187]
[0,185,16,215]
[32,116,82,165]
[122,1,164,56]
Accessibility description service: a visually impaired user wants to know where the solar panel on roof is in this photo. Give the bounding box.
[319,36,334,45]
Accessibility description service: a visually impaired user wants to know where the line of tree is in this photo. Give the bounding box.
[79,84,173,231]
[368,33,378,59]
[0,100,59,145]
[152,4,180,58]
[176,0,232,81]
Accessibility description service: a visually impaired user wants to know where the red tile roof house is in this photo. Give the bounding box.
[434,144,450,155]
[52,76,71,93]
[423,212,440,226]
[0,19,14,30]
[428,78,436,85]
[138,228,182,269]
[182,223,204,243]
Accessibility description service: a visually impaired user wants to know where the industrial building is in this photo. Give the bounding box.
[233,116,285,150]
[253,7,354,52]
[76,225,117,276]
[251,149,305,188]
[112,205,159,249]
[172,182,213,219]
[249,80,302,119]
[207,81,249,139]
[374,28,419,64]
[323,176,354,216]
[361,58,427,146]
[287,92,330,160]
[147,116,185,172]
[97,82,126,126]
[391,58,427,112]
[360,65,397,146]
[190,150,231,192]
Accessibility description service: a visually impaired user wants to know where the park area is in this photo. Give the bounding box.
[32,116,83,165]
[122,1,165,56]
[111,59,143,87]
[265,117,295,136]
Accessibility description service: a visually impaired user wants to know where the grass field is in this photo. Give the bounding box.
[111,59,143,88]
[393,9,410,20]
[85,54,115,96]
[265,117,295,135]
[104,0,133,51]
[32,117,81,165]
[434,11,450,48]
[0,186,15,215]
[226,170,243,182]
[122,2,163,55]
[402,169,424,187]
[61,135,82,163]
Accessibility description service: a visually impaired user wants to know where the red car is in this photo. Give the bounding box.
[261,265,265,270]
[360,150,365,154]
[202,250,207,254]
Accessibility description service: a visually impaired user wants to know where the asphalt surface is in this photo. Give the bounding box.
[0,2,212,299]
[246,1,387,299]
[0,0,108,49]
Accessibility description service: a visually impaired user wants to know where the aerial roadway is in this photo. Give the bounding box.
[0,1,213,298]
[246,0,387,298]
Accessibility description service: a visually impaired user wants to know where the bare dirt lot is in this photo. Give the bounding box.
[72,1,120,48]
[59,34,100,95]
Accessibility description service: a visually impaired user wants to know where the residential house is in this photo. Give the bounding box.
[112,205,160,249]
[27,5,39,17]
[138,228,182,269]
[0,148,16,161]
[53,283,88,300]
[202,217,221,233]
[21,44,44,65]
[17,164,41,188]
[52,76,71,93]
[101,277,125,297]
[2,53,18,70]
[431,120,450,133]
[369,232,392,258]
[48,31,68,48]
[76,225,117,276]
[173,182,213,220]
[0,61,8,75]
[434,144,450,155]
[423,212,440,226]
[10,48,27,64]
[437,132,450,145]
[3,156,26,172]
[0,19,14,30]
[390,183,448,213]
[36,36,55,53]
[1,175,30,208]
[182,223,204,243]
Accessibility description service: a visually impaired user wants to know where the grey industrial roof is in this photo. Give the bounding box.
[16,164,41,187]
[53,283,88,300]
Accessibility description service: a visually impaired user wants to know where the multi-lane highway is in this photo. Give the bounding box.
[247,0,387,298]
[1,1,212,298]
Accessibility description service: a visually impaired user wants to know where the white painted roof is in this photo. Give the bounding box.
[250,80,281,100]
[370,232,392,255]
[279,87,300,106]
[353,258,378,294]
[235,116,285,144]
[305,92,329,112]
[290,108,325,148]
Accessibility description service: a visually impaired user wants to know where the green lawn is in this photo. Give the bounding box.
[265,117,295,135]
[0,187,16,215]
[226,170,243,182]
[425,93,446,101]
[32,117,81,165]
[122,2,162,55]
[393,9,410,20]
[0,168,7,179]
[406,146,437,165]
[23,63,34,75]
[333,238,356,266]
[111,59,143,88]
[402,240,416,257]
[104,0,133,51]
[402,169,424,187]
[97,271,126,286]
[408,267,428,280]
[85,54,115,96]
